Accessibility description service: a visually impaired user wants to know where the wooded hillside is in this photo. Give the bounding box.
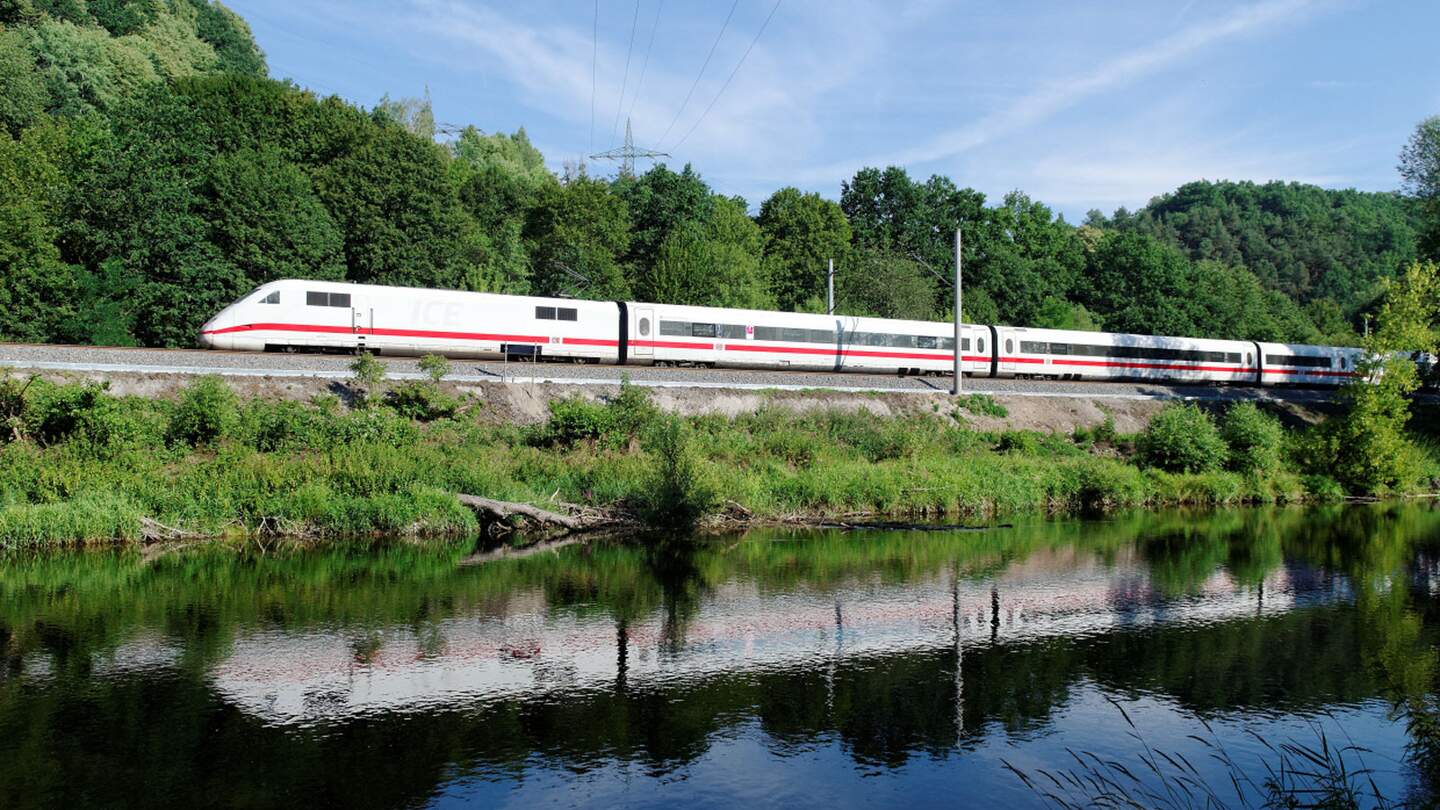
[1,1,1433,348]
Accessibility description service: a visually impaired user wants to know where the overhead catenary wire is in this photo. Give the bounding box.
[589,0,598,154]
[609,0,643,145]
[655,0,739,148]
[623,0,665,133]
[669,0,782,151]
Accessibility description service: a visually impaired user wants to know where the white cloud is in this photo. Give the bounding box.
[795,0,1327,183]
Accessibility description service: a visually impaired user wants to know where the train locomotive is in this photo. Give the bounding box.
[199,279,1367,386]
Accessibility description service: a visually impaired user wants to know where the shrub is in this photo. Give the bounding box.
[609,376,658,438]
[168,376,239,448]
[349,351,386,405]
[957,393,1007,418]
[996,431,1040,455]
[1220,402,1284,475]
[638,416,715,529]
[25,381,121,447]
[383,381,459,422]
[417,354,451,384]
[0,375,31,443]
[534,396,615,447]
[1136,403,1227,473]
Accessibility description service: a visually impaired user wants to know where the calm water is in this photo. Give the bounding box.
[3,505,1440,808]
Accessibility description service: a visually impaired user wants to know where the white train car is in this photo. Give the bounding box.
[200,280,623,362]
[629,302,992,375]
[1255,342,1363,386]
[991,326,1259,384]
[630,302,990,374]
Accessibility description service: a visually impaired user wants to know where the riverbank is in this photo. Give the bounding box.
[1,373,1437,547]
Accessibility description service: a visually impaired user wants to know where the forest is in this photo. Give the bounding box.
[1,0,1437,348]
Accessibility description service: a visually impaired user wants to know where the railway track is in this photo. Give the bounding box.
[0,342,1356,403]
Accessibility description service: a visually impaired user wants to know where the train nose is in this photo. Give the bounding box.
[198,309,232,349]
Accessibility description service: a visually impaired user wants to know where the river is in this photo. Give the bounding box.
[2,504,1439,808]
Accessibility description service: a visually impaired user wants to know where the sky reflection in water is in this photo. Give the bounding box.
[1,504,1438,808]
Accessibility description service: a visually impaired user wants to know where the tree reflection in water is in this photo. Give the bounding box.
[0,504,1437,808]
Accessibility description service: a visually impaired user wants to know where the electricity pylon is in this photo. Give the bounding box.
[590,118,668,176]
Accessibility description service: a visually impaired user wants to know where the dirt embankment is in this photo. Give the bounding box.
[15,368,1340,434]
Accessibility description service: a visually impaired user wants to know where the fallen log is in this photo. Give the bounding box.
[456,494,622,536]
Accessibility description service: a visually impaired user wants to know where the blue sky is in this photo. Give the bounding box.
[228,0,1440,220]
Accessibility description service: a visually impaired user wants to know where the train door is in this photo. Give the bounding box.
[351,297,372,352]
[634,306,655,358]
[998,330,1021,375]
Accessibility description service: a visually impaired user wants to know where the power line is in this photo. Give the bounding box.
[623,0,665,131]
[589,0,598,154]
[610,0,642,145]
[670,0,782,151]
[656,0,738,148]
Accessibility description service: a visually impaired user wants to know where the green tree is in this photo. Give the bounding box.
[0,28,45,135]
[204,146,345,284]
[757,187,851,311]
[0,121,78,341]
[1327,261,1440,493]
[836,245,936,320]
[525,172,631,299]
[313,120,467,289]
[641,196,769,308]
[1078,231,1198,337]
[1115,179,1421,315]
[614,163,714,286]
[1399,115,1440,259]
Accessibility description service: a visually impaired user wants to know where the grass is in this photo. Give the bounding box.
[1004,699,1397,809]
[0,374,1431,547]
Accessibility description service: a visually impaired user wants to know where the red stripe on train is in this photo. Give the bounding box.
[723,343,987,362]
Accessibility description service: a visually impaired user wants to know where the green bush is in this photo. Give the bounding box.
[531,380,657,449]
[0,375,30,443]
[1220,402,1284,475]
[996,431,1040,455]
[383,381,459,422]
[417,354,452,384]
[1136,404,1227,473]
[168,376,239,448]
[534,397,616,447]
[349,351,386,404]
[25,381,121,447]
[957,393,1007,418]
[638,416,715,529]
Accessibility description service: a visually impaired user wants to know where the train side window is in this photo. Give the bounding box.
[638,317,650,337]
[306,291,327,307]
[916,335,937,349]
[1005,339,1013,354]
[691,323,717,338]
[1247,353,1253,365]
[330,293,351,308]
[557,308,577,321]
[978,338,986,353]
[535,306,556,320]
[259,291,280,304]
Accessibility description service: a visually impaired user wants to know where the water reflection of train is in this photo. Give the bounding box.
[199,280,1390,387]
[200,551,1350,727]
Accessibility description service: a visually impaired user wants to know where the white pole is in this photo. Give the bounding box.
[827,258,835,315]
[953,228,963,395]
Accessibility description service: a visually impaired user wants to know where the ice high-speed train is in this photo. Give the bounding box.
[199,279,1368,386]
